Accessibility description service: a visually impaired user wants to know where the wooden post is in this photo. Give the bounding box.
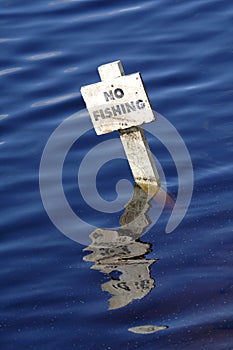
[81,60,160,188]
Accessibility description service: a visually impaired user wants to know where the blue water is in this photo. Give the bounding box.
[1,0,233,349]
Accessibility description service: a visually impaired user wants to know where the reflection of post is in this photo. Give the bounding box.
[83,184,158,310]
[119,183,154,239]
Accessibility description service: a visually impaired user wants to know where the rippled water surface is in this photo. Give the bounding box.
[1,1,233,349]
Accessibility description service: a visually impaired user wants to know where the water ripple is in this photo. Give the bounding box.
[26,51,62,61]
[0,37,21,43]
[64,66,79,73]
[31,92,80,107]
[0,114,8,120]
[70,5,142,23]
[0,67,22,76]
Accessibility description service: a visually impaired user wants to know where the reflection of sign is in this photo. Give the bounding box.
[101,260,155,310]
[83,184,157,310]
[83,229,150,263]
[83,229,156,310]
[128,325,168,334]
[81,72,155,135]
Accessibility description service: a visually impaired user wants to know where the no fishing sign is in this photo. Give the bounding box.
[80,61,159,187]
[81,63,155,135]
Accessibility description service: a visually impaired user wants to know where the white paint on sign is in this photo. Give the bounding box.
[81,72,155,135]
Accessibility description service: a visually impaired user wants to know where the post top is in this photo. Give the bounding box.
[98,60,125,81]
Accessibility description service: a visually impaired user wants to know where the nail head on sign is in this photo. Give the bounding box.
[80,61,155,135]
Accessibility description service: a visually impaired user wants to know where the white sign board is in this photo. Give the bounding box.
[80,61,160,187]
[81,73,155,135]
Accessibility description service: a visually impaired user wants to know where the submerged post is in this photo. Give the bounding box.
[80,60,160,188]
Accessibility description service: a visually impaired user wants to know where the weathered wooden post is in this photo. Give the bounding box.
[80,60,160,188]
